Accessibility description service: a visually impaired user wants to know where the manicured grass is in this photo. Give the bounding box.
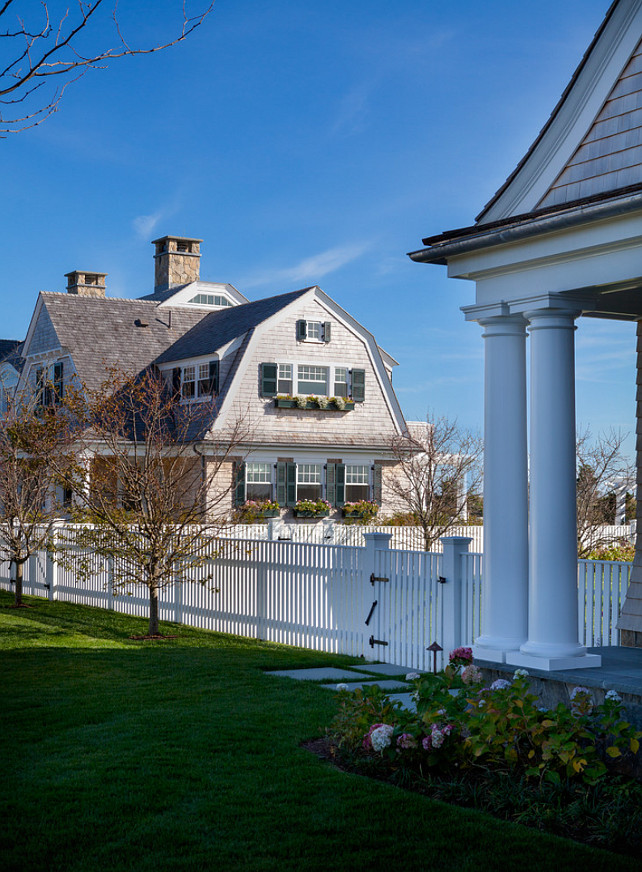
[0,591,636,872]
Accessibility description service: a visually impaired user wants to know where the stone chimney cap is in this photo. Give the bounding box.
[65,270,107,298]
[151,235,203,245]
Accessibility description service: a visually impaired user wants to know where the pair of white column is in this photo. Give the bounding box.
[474,309,601,670]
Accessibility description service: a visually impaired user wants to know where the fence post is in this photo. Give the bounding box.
[440,536,472,658]
[45,544,57,602]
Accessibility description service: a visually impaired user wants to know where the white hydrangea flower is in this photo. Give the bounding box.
[605,689,622,703]
[370,724,394,752]
[410,690,420,702]
[490,678,511,691]
[336,683,349,692]
[570,686,590,700]
[513,668,529,678]
[405,672,421,681]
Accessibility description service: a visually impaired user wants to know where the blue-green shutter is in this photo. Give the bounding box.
[336,463,345,505]
[373,463,382,505]
[53,362,64,403]
[276,462,287,505]
[351,369,365,402]
[326,464,335,506]
[323,322,332,343]
[234,462,246,507]
[172,367,181,398]
[260,363,278,397]
[296,320,307,341]
[286,462,297,506]
[209,360,219,394]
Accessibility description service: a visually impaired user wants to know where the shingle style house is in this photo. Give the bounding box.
[8,235,407,518]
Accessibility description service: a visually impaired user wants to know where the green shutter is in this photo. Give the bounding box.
[336,463,345,506]
[326,463,336,506]
[260,363,278,397]
[286,462,297,506]
[373,463,383,505]
[276,462,287,505]
[209,360,220,394]
[233,462,246,507]
[351,369,365,402]
[323,321,332,343]
[296,320,307,341]
[172,367,181,398]
[53,362,64,402]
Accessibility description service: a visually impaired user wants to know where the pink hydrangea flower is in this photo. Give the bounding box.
[397,733,417,750]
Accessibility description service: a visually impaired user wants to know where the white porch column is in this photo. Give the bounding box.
[508,308,601,670]
[474,316,529,662]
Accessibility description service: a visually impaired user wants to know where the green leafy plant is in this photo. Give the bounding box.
[342,500,379,524]
[233,499,280,523]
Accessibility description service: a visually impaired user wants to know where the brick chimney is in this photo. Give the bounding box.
[65,271,107,298]
[152,235,202,294]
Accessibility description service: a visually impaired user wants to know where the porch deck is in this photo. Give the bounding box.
[477,646,642,730]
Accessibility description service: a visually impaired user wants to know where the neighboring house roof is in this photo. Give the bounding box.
[0,340,24,372]
[155,288,311,364]
[36,293,206,390]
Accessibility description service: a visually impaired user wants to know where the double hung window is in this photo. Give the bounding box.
[245,462,272,501]
[297,365,328,395]
[175,360,219,401]
[345,465,370,501]
[296,464,322,500]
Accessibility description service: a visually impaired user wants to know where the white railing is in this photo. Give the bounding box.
[0,530,632,668]
[578,558,631,647]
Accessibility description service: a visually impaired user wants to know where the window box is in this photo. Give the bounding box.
[293,499,331,518]
[342,501,379,523]
[262,508,281,518]
[293,508,330,518]
[275,396,355,411]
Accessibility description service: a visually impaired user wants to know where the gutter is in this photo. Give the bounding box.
[408,192,642,266]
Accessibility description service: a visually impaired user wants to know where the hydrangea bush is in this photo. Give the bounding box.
[329,652,641,787]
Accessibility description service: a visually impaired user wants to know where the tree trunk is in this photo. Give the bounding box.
[13,559,23,606]
[148,585,160,636]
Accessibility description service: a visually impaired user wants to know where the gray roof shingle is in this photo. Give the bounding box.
[155,288,311,364]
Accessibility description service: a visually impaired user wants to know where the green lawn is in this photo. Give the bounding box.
[0,591,636,872]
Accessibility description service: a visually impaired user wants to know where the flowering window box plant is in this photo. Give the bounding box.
[234,499,281,523]
[275,395,354,411]
[341,500,379,523]
[293,499,331,518]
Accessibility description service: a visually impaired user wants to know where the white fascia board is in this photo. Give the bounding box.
[483,1,642,222]
[311,288,406,436]
[157,281,248,309]
[447,211,642,305]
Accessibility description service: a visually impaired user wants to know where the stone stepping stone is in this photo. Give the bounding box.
[345,662,416,677]
[265,667,372,682]
[320,679,410,692]
[387,692,417,712]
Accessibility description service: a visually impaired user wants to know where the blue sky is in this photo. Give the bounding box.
[2,0,634,452]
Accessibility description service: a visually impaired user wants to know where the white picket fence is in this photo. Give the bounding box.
[220,521,634,553]
[0,529,632,670]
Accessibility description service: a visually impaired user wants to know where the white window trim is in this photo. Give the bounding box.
[274,361,353,398]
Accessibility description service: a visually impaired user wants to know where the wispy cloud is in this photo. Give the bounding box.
[132,211,164,241]
[241,242,371,290]
[330,82,373,137]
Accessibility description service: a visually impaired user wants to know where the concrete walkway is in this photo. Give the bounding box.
[265,661,420,710]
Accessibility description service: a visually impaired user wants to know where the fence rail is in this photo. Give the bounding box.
[0,529,632,669]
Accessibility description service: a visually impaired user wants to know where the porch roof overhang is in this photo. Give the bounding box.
[409,189,642,321]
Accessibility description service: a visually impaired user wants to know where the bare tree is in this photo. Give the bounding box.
[0,1,214,135]
[56,366,248,637]
[388,415,483,551]
[0,383,73,606]
[576,428,634,557]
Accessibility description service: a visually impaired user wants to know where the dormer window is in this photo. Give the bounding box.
[189,293,233,307]
[172,360,219,401]
[296,320,331,343]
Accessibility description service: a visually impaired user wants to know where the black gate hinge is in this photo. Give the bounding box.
[369,635,389,648]
[370,573,389,585]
